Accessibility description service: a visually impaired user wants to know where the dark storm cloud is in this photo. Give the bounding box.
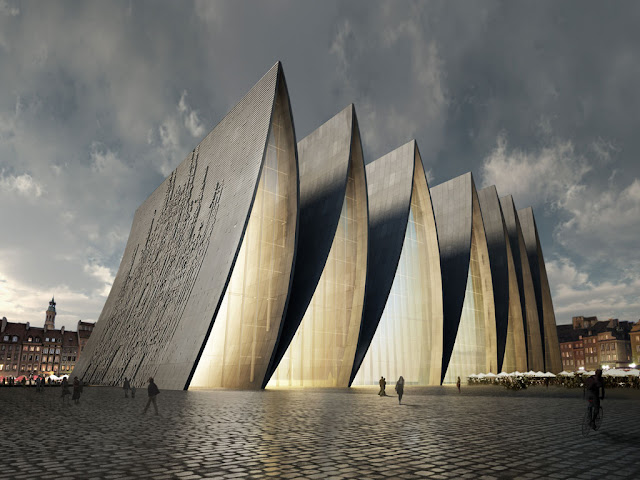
[0,0,638,327]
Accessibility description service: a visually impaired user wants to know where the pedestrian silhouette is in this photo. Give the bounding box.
[61,377,71,405]
[143,377,160,415]
[395,376,405,404]
[72,376,81,405]
[457,376,461,393]
[378,376,387,396]
[123,377,131,398]
[131,384,136,399]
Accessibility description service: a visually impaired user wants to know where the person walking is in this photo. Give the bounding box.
[378,376,387,396]
[143,377,160,415]
[456,376,461,393]
[61,377,71,405]
[72,376,81,405]
[130,384,136,399]
[123,377,131,398]
[395,376,405,404]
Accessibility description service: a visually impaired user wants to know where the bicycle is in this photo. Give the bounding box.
[581,397,603,436]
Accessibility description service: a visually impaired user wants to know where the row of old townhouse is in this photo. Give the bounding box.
[557,316,640,372]
[0,298,94,380]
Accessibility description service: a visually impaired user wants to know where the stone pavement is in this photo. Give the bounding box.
[1,384,639,479]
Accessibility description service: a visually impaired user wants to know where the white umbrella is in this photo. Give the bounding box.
[558,371,571,376]
[544,372,556,378]
[476,373,486,378]
[468,374,478,378]
[510,371,522,376]
[485,372,497,378]
[497,372,510,378]
[49,374,60,381]
[524,370,537,376]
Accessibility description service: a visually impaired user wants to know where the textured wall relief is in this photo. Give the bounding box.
[83,148,224,386]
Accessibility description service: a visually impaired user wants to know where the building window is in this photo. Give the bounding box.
[28,336,32,342]
[45,338,49,342]
[43,348,48,354]
[36,346,41,352]
[12,336,17,342]
[35,337,40,343]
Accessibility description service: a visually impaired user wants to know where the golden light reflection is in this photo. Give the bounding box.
[190,82,296,389]
[354,156,442,386]
[443,191,497,383]
[269,138,367,388]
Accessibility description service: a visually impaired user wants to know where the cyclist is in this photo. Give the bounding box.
[584,368,605,429]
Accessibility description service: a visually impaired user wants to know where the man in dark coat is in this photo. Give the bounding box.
[143,377,160,415]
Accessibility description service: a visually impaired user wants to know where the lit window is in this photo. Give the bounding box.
[2,336,8,341]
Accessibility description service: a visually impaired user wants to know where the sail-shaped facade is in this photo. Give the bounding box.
[73,62,560,390]
[477,187,527,373]
[351,141,442,386]
[73,62,299,390]
[430,173,498,384]
[518,207,563,373]
[500,196,545,371]
[266,105,368,388]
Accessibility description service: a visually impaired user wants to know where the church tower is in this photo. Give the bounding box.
[45,297,56,332]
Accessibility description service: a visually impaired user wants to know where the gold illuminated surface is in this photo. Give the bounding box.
[354,159,442,386]
[502,232,527,372]
[269,145,367,387]
[190,85,296,389]
[444,194,497,383]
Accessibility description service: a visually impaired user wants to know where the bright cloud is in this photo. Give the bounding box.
[0,171,43,197]
[481,133,591,210]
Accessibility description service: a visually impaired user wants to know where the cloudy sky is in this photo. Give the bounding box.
[1,1,639,329]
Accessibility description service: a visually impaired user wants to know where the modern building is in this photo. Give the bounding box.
[73,62,299,390]
[267,105,368,388]
[0,299,94,379]
[430,173,498,384]
[351,140,442,386]
[518,207,562,373]
[477,186,527,373]
[499,196,545,371]
[73,62,561,390]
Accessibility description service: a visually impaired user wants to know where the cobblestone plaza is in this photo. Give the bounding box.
[1,386,639,479]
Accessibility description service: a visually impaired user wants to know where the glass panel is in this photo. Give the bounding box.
[353,162,437,386]
[190,87,296,389]
[443,227,488,383]
[269,153,366,387]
